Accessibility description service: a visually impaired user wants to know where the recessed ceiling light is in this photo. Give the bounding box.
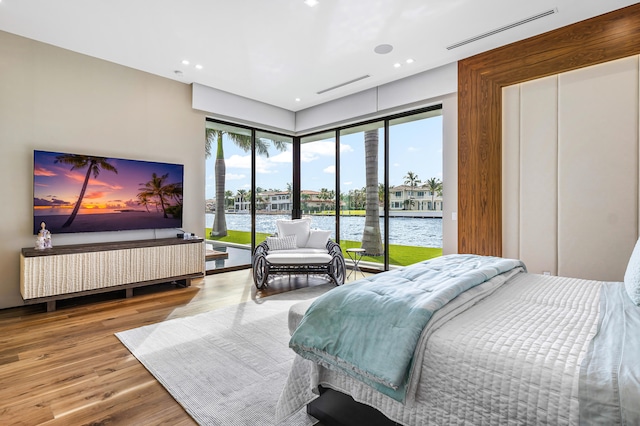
[181,60,190,65]
[195,64,203,70]
[406,58,414,64]
[374,44,393,54]
[304,0,319,7]
[394,63,401,68]
[295,98,301,102]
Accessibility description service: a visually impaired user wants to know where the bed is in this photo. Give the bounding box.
[275,250,640,425]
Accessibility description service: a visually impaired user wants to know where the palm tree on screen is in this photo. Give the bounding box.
[54,154,118,228]
[138,173,174,218]
[362,129,383,255]
[205,128,287,236]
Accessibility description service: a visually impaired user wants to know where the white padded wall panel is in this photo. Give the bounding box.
[557,56,638,281]
[502,85,521,260]
[519,76,559,275]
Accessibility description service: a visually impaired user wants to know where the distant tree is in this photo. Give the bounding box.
[424,177,443,210]
[403,171,421,188]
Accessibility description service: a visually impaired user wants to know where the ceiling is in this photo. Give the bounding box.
[0,0,637,112]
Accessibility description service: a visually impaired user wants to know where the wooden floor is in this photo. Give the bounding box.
[0,269,357,425]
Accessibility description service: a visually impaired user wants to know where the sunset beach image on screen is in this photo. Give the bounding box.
[33,150,184,234]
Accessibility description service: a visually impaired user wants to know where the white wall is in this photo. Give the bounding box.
[0,30,207,309]
[503,56,639,281]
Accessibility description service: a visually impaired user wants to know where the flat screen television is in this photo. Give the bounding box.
[33,150,184,235]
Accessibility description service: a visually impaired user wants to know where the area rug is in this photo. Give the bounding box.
[116,284,332,425]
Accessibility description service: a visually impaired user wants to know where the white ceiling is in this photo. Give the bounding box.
[0,0,637,112]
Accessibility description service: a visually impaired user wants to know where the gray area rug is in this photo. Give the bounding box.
[116,284,332,425]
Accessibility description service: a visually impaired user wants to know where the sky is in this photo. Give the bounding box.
[33,150,183,214]
[205,114,443,199]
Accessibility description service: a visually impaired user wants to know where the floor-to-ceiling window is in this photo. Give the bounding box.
[388,109,443,267]
[339,121,386,272]
[300,131,336,238]
[204,120,293,272]
[254,130,294,245]
[205,121,253,271]
[204,105,442,274]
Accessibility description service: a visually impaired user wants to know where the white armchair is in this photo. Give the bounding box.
[251,218,346,289]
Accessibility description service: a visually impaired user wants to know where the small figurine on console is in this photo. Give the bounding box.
[35,221,53,250]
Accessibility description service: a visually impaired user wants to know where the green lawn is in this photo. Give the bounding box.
[205,228,442,266]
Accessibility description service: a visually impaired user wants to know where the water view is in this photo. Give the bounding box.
[205,213,442,248]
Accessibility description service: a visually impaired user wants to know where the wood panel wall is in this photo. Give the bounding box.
[458,4,640,255]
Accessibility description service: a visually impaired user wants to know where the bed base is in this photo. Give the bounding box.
[308,386,399,426]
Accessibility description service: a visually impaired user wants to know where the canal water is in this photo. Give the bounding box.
[205,213,442,248]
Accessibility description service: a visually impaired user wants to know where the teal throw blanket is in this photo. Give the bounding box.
[289,254,526,401]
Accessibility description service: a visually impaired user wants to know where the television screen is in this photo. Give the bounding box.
[33,150,184,234]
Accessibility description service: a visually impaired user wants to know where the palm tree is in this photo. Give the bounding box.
[137,194,152,213]
[54,154,118,228]
[237,189,248,211]
[403,171,421,187]
[403,171,421,211]
[319,187,329,211]
[362,129,383,255]
[138,173,174,218]
[205,128,287,236]
[424,177,443,210]
[224,190,234,209]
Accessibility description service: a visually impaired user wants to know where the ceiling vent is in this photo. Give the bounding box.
[446,8,558,50]
[317,75,371,94]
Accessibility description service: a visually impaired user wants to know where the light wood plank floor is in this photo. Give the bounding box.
[0,270,362,425]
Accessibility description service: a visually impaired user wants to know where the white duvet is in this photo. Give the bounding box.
[276,271,602,425]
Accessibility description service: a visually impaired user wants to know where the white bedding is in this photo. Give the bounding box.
[276,271,602,425]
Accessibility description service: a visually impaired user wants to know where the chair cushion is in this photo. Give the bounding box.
[276,218,311,248]
[266,252,332,265]
[306,229,331,249]
[266,234,297,251]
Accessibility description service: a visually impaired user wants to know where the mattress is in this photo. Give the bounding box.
[276,271,603,425]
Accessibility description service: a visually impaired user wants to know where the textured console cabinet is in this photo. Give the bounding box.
[20,238,204,310]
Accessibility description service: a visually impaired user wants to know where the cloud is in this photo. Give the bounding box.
[343,181,353,186]
[324,165,335,174]
[340,144,354,153]
[34,166,56,177]
[268,150,293,164]
[83,191,107,200]
[226,173,246,180]
[407,146,420,152]
[64,171,122,190]
[33,197,71,206]
[225,154,251,169]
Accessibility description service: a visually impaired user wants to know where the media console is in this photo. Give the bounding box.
[20,238,205,311]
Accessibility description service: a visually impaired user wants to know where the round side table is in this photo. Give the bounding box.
[346,248,366,280]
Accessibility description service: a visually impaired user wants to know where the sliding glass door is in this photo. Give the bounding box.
[339,121,386,272]
[204,106,443,274]
[387,110,443,267]
[254,130,293,245]
[205,121,253,271]
[300,131,336,238]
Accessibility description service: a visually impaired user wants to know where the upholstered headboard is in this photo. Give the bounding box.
[502,56,639,281]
